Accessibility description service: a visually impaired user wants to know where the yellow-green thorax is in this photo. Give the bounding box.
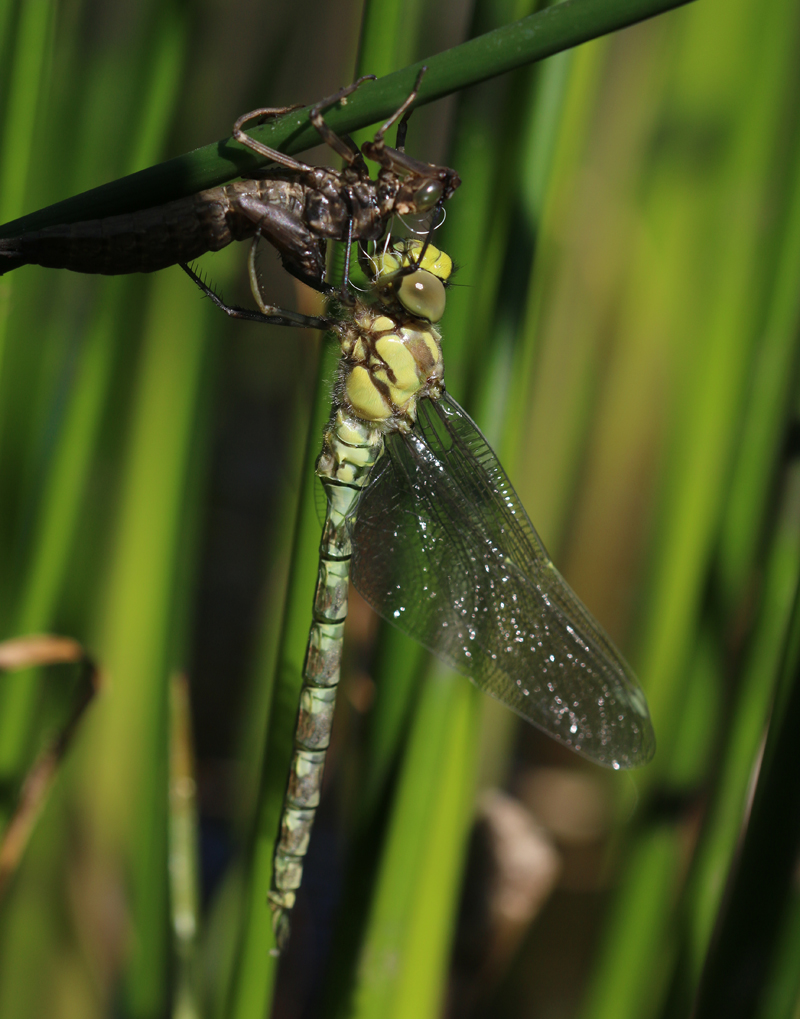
[336,238,451,429]
[338,305,443,427]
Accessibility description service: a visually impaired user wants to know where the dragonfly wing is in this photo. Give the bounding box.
[351,394,655,769]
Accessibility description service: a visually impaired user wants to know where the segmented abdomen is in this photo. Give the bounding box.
[268,409,384,951]
[0,178,305,275]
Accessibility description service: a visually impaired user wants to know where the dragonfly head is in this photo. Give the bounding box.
[369,239,452,323]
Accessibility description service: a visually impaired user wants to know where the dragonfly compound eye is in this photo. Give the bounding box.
[411,179,444,211]
[395,269,446,323]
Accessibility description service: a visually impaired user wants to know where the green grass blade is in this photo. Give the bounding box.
[0,0,190,822]
[693,525,800,1017]
[169,674,202,1019]
[578,0,800,1015]
[350,673,480,1019]
[681,460,800,989]
[0,0,697,237]
[0,0,55,402]
[715,84,800,603]
[0,0,55,224]
[86,266,211,1017]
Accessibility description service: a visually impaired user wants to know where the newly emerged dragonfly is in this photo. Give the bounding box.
[0,72,459,295]
[185,237,655,950]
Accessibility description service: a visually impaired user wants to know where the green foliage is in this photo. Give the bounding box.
[1,0,799,1017]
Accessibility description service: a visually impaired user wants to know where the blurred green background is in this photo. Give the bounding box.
[1,0,799,1017]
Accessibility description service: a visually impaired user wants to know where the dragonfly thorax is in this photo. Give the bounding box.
[338,306,443,427]
[334,239,452,427]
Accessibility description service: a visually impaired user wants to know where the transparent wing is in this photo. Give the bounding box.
[351,394,655,768]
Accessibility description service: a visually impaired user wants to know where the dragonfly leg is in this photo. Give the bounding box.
[180,263,330,330]
[359,70,461,202]
[232,105,312,173]
[309,75,377,166]
[244,233,322,315]
[237,76,376,177]
[372,66,426,152]
[395,105,412,152]
[234,192,329,293]
[341,217,355,291]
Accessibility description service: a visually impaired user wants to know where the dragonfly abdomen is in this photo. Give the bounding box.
[0,178,309,276]
[268,409,384,950]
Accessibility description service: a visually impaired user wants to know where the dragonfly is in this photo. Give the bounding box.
[185,236,656,951]
[0,71,460,297]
